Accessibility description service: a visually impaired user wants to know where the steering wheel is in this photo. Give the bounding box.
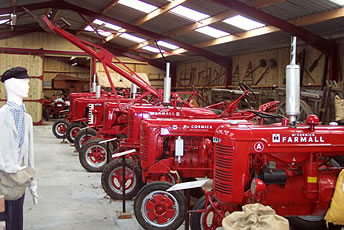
[247,110,285,119]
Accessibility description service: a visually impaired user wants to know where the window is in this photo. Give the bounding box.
[118,0,157,13]
[170,5,209,21]
[157,41,179,50]
[223,15,265,31]
[142,46,165,53]
[195,26,230,38]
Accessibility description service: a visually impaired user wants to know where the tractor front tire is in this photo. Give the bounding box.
[134,182,185,230]
[101,158,142,200]
[66,123,81,143]
[52,119,70,139]
[74,128,98,153]
[79,138,113,172]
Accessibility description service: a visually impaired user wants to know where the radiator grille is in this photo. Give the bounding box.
[141,130,150,161]
[215,144,234,195]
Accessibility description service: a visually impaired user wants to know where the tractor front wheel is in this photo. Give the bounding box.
[190,195,223,230]
[74,128,98,153]
[52,119,70,139]
[66,123,82,143]
[79,138,112,172]
[101,158,142,200]
[134,182,185,230]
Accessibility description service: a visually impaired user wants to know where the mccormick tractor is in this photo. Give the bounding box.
[99,95,280,200]
[132,37,344,230]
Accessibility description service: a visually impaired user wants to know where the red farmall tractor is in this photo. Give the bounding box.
[100,96,280,200]
[132,38,344,230]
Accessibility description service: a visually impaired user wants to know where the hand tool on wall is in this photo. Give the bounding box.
[242,59,267,84]
[254,59,277,85]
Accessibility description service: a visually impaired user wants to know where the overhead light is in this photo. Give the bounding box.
[118,0,157,13]
[84,25,111,37]
[195,26,230,38]
[142,46,165,53]
[328,0,344,5]
[157,41,179,50]
[71,63,78,66]
[223,15,265,31]
[0,19,8,24]
[0,14,10,18]
[70,56,76,60]
[170,5,209,21]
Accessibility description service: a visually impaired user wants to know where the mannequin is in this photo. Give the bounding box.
[0,67,38,230]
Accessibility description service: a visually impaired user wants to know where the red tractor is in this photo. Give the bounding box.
[100,97,280,200]
[131,115,344,230]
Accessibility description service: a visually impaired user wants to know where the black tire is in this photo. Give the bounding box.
[134,182,186,230]
[190,195,221,230]
[79,138,116,172]
[101,158,143,200]
[66,123,81,143]
[52,119,70,139]
[288,217,326,230]
[74,128,98,153]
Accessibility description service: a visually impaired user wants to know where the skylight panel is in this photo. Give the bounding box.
[0,19,8,24]
[223,15,265,31]
[0,14,10,17]
[84,25,111,37]
[195,26,230,38]
[157,41,179,50]
[92,19,121,31]
[118,0,157,13]
[119,33,146,43]
[170,5,209,21]
[328,0,344,5]
[142,46,165,53]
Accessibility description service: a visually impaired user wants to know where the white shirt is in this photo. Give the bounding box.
[0,104,37,197]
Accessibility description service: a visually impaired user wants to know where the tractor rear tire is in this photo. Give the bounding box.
[74,128,98,153]
[79,138,116,172]
[101,158,143,200]
[66,123,81,143]
[134,181,185,230]
[52,119,70,139]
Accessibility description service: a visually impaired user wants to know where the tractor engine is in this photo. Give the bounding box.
[140,118,252,182]
[213,115,344,216]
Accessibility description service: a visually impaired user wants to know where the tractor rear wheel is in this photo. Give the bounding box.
[52,119,70,139]
[79,138,116,172]
[101,158,142,200]
[66,123,81,143]
[74,128,98,153]
[134,182,185,230]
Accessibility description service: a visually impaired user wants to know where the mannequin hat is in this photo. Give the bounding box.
[1,67,30,83]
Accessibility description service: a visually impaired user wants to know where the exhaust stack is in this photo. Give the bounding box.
[92,74,97,92]
[131,83,137,99]
[286,36,300,126]
[163,62,171,104]
[96,85,101,98]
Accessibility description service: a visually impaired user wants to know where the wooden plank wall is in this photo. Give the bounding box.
[0,54,43,123]
[96,59,164,89]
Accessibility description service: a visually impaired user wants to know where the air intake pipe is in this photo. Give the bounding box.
[131,83,137,99]
[286,36,300,126]
[96,85,101,98]
[163,62,171,104]
[92,74,97,93]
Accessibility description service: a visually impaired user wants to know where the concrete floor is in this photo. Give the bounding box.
[24,122,143,230]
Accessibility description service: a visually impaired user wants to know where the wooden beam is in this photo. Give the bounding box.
[129,0,287,50]
[209,0,332,55]
[59,1,230,67]
[105,0,187,42]
[152,7,344,59]
[76,0,119,35]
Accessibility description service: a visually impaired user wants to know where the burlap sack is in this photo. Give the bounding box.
[0,167,35,200]
[222,203,289,230]
[334,95,344,121]
[324,169,344,225]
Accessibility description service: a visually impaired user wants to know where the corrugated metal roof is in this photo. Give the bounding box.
[262,0,342,20]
